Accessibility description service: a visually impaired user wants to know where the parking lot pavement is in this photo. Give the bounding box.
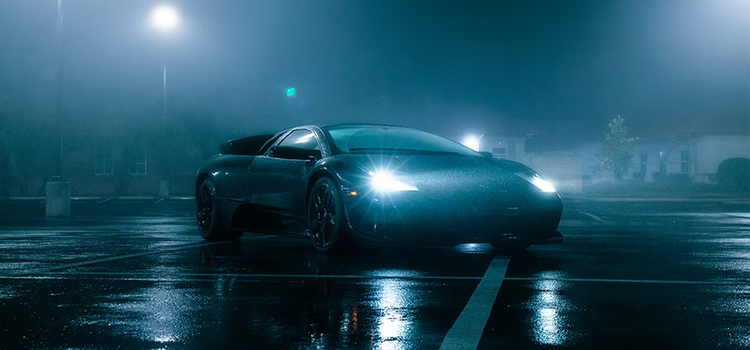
[0,197,748,349]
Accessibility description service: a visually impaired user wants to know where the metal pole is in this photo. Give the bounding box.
[55,0,64,179]
[46,0,70,218]
[162,60,167,141]
[158,59,170,198]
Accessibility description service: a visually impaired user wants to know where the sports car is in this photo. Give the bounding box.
[195,124,563,253]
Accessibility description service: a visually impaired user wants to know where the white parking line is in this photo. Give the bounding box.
[440,256,510,350]
[5,271,744,287]
[15,271,483,281]
[580,211,606,223]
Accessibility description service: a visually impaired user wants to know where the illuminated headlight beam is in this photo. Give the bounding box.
[531,175,556,192]
[516,171,556,192]
[369,171,418,192]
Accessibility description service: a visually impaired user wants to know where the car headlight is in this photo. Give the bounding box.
[516,172,556,192]
[369,171,418,192]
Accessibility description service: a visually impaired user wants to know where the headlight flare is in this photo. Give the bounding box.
[531,175,556,192]
[368,171,418,192]
[516,171,556,193]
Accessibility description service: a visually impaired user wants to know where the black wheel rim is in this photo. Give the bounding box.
[197,185,213,233]
[310,182,337,248]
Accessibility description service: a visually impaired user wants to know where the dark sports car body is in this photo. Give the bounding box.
[195,124,563,253]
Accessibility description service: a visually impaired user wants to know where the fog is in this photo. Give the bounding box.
[0,0,747,196]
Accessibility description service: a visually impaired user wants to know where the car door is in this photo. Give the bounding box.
[247,128,321,217]
[211,155,256,203]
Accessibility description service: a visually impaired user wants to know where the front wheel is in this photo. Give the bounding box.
[308,177,347,253]
[197,178,242,241]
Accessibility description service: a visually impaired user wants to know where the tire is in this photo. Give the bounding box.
[197,178,242,241]
[308,177,347,253]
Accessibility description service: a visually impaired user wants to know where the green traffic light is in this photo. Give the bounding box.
[286,87,295,97]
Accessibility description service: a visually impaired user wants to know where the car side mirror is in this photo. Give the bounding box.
[270,146,322,161]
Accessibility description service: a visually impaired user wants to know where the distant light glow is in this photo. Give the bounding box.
[462,135,481,151]
[152,5,179,31]
[286,87,296,97]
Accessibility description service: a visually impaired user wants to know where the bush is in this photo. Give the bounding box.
[651,173,691,190]
[716,158,750,192]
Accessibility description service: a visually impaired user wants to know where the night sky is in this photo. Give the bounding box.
[1,0,748,141]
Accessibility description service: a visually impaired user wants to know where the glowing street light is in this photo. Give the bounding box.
[150,4,179,198]
[149,4,180,138]
[462,134,482,152]
[151,5,178,32]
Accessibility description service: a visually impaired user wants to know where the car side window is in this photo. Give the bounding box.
[277,129,319,150]
[258,134,283,155]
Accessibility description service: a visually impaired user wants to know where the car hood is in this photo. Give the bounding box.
[335,153,537,194]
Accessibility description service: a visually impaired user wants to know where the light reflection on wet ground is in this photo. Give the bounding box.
[371,278,415,348]
[528,271,570,346]
[0,198,748,349]
[82,282,205,344]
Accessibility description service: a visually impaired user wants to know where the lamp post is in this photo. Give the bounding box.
[46,0,70,217]
[150,4,178,198]
[151,5,178,139]
[55,0,64,179]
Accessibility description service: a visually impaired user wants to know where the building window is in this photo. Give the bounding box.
[680,150,690,173]
[95,150,113,175]
[659,151,666,174]
[492,147,506,159]
[129,152,147,175]
[640,153,647,174]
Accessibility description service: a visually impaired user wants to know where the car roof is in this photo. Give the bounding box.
[318,123,410,130]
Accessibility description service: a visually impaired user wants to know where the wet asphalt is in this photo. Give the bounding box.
[0,197,748,349]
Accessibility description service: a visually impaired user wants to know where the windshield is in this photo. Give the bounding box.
[323,125,480,156]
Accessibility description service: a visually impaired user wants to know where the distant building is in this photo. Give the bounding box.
[533,134,749,188]
[476,135,526,162]
[472,134,583,193]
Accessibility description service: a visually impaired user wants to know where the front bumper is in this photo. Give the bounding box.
[342,185,563,245]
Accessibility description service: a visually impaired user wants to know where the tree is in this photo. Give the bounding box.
[598,115,637,181]
[716,158,750,192]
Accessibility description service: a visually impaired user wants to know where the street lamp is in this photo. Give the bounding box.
[46,0,70,217]
[151,5,178,31]
[150,4,179,198]
[150,4,178,139]
[462,134,482,152]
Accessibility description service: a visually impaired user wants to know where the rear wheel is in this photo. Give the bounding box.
[308,177,347,253]
[197,178,242,241]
